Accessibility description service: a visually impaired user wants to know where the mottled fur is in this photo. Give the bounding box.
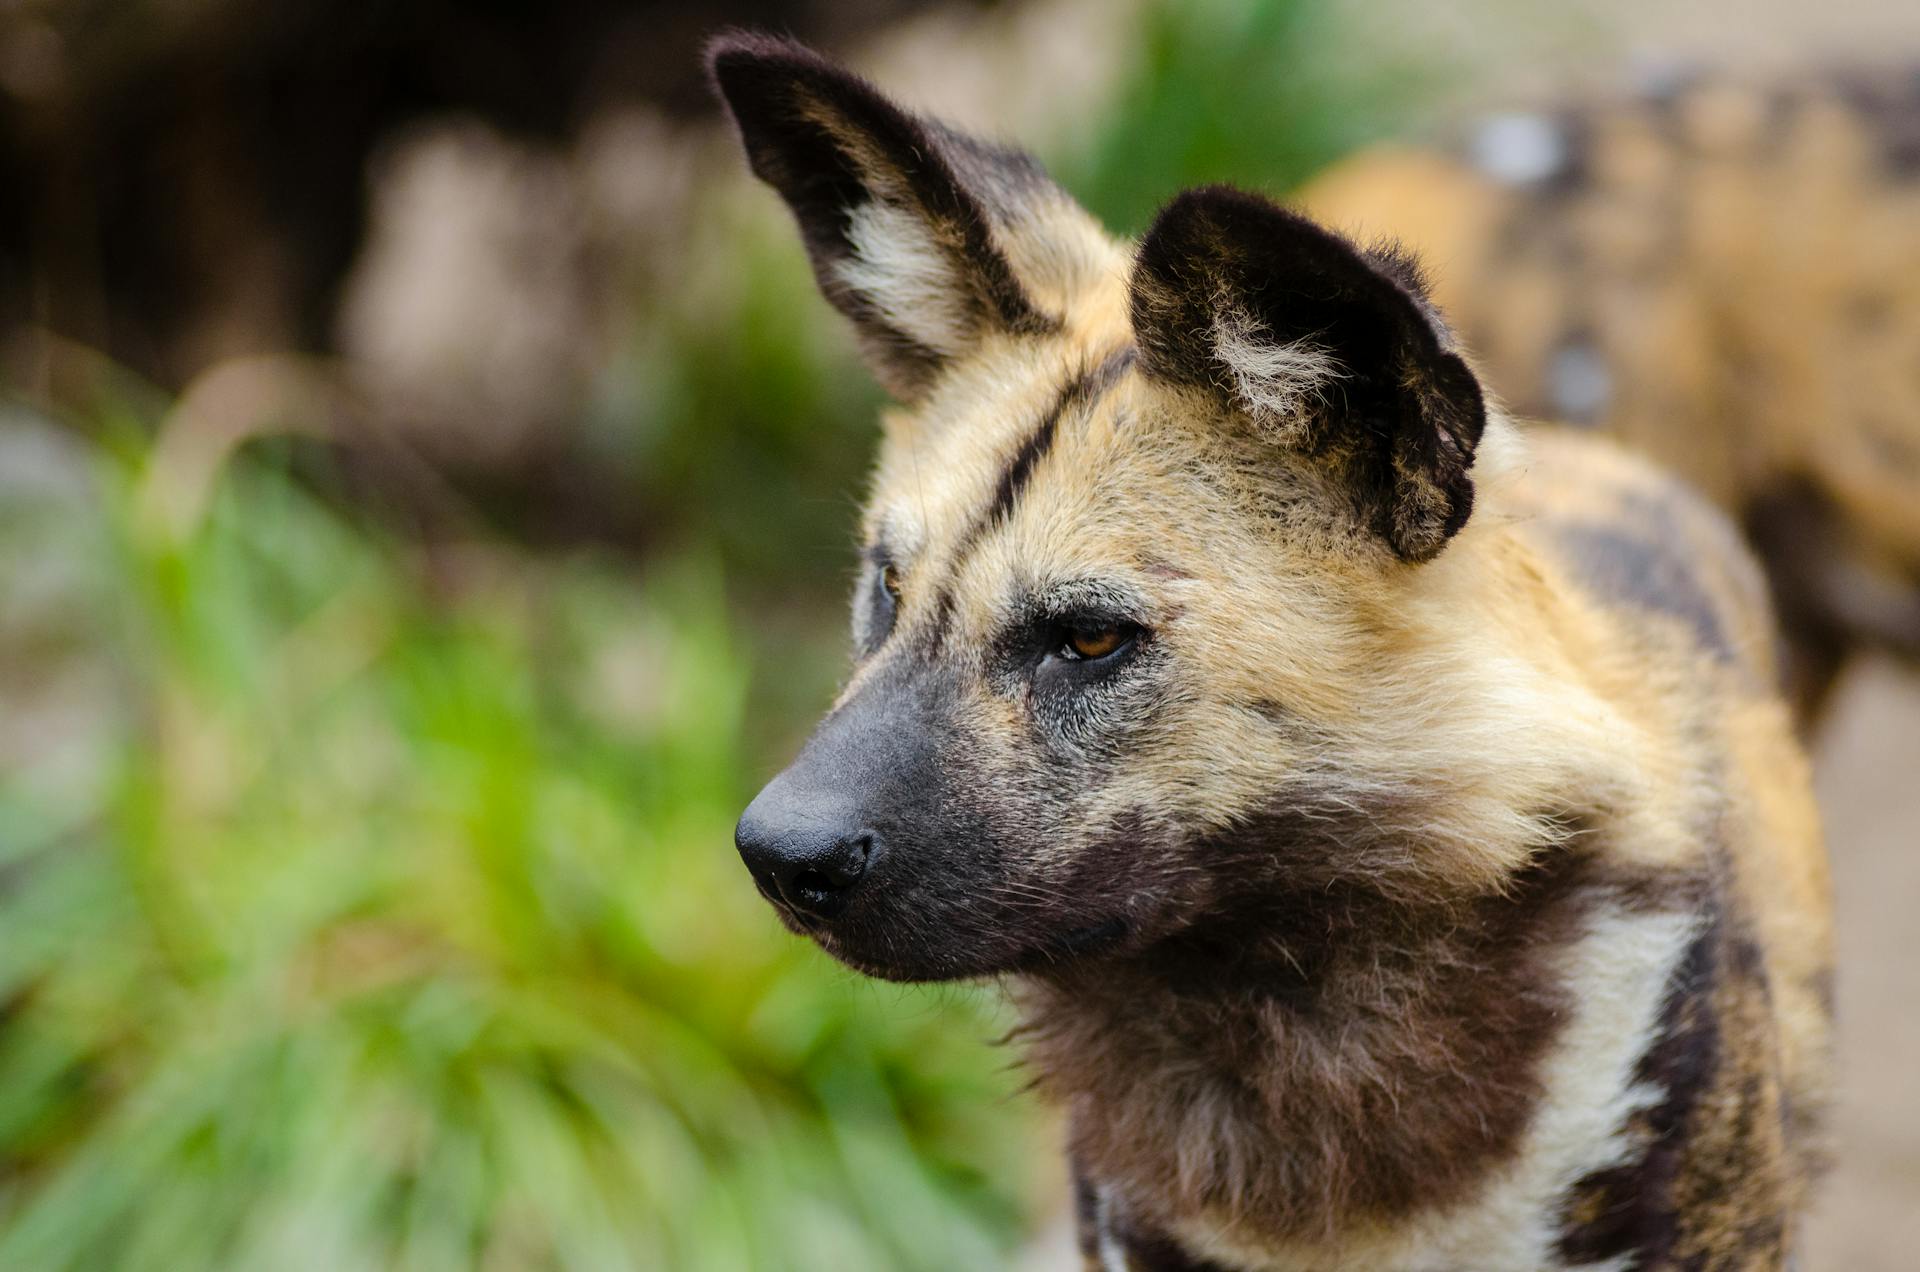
[711,34,1832,1272]
[1301,66,1920,726]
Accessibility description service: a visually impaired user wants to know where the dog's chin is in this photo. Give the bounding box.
[813,934,988,983]
[800,913,1140,983]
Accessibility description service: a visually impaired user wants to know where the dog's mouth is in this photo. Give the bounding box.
[778,902,1136,982]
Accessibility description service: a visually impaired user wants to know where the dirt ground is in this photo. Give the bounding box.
[1801,659,1920,1269]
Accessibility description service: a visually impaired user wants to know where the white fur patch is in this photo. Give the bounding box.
[1211,306,1345,437]
[1170,903,1700,1272]
[835,200,975,356]
[1094,1187,1132,1272]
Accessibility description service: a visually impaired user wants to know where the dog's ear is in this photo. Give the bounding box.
[1130,186,1487,563]
[707,31,1069,400]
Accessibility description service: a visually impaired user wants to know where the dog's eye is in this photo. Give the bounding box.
[1059,622,1139,663]
[857,558,904,657]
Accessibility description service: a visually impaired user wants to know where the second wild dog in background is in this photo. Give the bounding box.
[1303,67,1920,727]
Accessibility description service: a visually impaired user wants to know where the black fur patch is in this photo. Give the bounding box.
[985,347,1136,527]
[1548,521,1732,661]
[1555,909,1722,1267]
[1109,1213,1236,1271]
[1129,185,1486,562]
[1072,1167,1235,1272]
[706,31,1059,398]
[1555,869,1792,1271]
[986,387,1069,526]
[1835,67,1920,175]
[1071,1164,1101,1260]
[1738,479,1856,721]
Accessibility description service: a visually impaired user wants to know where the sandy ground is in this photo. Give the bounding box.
[1802,659,1920,1269]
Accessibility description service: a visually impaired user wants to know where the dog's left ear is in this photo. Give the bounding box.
[1130,186,1487,563]
[707,31,1075,401]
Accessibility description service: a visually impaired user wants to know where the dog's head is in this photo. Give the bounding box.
[711,33,1519,982]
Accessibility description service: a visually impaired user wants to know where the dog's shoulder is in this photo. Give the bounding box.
[1498,426,1779,685]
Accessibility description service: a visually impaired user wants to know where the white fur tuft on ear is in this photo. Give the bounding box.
[1211,305,1346,438]
[835,200,977,357]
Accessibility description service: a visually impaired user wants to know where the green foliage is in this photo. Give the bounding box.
[601,190,884,591]
[1060,0,1443,234]
[0,430,1037,1271]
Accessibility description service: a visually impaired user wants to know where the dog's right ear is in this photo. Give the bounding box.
[707,31,1066,400]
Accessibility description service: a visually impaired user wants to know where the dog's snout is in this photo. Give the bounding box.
[735,784,880,920]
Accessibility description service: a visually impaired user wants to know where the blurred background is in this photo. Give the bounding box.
[1,1,1915,1268]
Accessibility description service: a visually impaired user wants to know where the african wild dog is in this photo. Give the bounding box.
[710,33,1833,1271]
[1300,67,1920,727]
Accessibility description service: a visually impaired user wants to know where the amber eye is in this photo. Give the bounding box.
[880,563,903,599]
[1063,625,1129,661]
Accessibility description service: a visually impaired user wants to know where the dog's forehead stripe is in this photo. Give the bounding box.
[917,346,1136,652]
[981,345,1137,531]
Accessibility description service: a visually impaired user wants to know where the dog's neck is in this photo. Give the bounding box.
[1012,842,1643,1263]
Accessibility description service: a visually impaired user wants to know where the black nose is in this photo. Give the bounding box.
[735,785,879,920]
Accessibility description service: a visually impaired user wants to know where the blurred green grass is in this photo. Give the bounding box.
[1060,0,1441,233]
[0,425,1035,1271]
[0,2,1444,1267]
